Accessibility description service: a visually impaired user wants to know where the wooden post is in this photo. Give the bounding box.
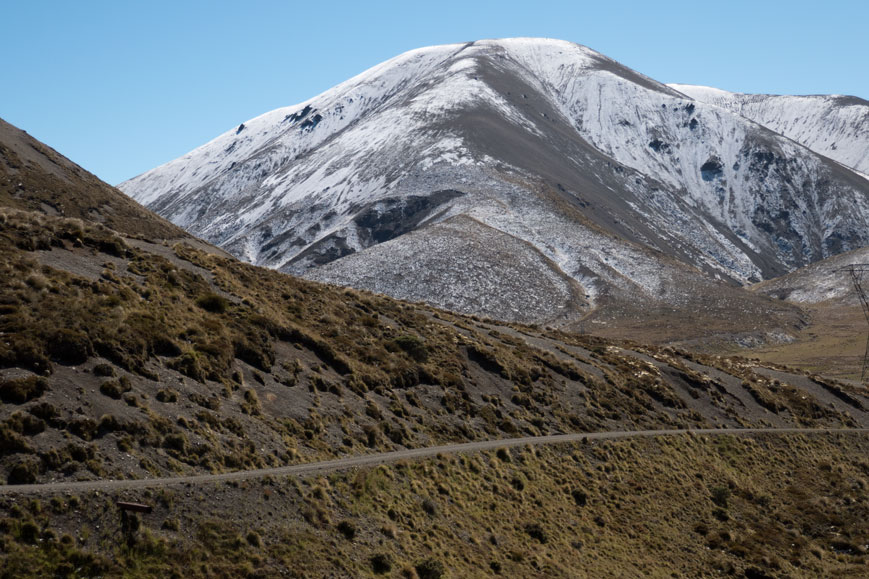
[117,501,152,547]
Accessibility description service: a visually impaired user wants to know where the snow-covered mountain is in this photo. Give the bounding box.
[120,38,869,328]
[670,84,869,176]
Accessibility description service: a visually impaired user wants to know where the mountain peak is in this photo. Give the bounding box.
[120,39,869,331]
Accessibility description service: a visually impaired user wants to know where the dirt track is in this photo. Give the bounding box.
[2,428,866,495]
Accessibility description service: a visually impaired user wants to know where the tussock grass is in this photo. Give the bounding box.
[1,433,865,577]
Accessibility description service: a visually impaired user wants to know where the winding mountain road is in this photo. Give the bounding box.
[2,428,866,495]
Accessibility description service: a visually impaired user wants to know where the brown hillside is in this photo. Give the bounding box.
[0,117,188,241]
[1,122,867,578]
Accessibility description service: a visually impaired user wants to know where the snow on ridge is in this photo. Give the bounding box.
[121,38,574,244]
[671,83,869,175]
[544,71,755,213]
[556,78,869,260]
[669,84,732,100]
[119,37,636,209]
[120,42,470,204]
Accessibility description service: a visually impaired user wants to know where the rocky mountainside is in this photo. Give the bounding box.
[119,39,869,331]
[671,84,869,176]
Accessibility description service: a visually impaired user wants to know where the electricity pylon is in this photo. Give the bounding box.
[842,264,869,383]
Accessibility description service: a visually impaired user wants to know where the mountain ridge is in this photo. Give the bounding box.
[670,83,869,175]
[119,38,869,332]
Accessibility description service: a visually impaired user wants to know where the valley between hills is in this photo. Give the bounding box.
[2,37,869,578]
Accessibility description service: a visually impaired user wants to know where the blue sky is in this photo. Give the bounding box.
[3,0,867,185]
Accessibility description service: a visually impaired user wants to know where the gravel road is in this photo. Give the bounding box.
[2,427,865,495]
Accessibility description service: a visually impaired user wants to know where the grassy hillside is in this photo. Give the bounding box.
[1,119,867,576]
[1,433,866,577]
